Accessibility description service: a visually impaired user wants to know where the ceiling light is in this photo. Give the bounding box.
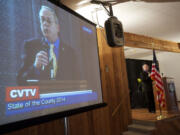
[77,0,90,6]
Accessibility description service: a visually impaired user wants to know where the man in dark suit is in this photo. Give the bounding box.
[17,6,78,85]
[140,64,156,113]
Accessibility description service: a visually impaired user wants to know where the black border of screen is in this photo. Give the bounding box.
[49,0,97,26]
[0,0,106,134]
[0,103,107,134]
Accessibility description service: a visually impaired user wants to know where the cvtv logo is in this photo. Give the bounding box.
[6,86,40,102]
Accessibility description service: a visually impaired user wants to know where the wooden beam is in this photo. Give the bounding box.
[124,32,180,53]
[141,0,180,2]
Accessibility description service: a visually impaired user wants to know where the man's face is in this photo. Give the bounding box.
[40,8,59,42]
[142,64,149,72]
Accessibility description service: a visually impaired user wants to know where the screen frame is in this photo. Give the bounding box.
[49,0,97,26]
[0,0,106,133]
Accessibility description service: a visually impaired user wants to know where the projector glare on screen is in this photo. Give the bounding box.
[0,0,103,126]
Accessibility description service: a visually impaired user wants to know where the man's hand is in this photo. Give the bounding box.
[34,51,48,70]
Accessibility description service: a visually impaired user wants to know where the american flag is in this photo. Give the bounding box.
[151,50,165,108]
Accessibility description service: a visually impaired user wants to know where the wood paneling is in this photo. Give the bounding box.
[68,28,132,135]
[153,116,180,135]
[124,32,180,53]
[4,119,65,135]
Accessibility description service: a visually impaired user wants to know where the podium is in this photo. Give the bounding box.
[163,77,179,113]
[153,77,179,113]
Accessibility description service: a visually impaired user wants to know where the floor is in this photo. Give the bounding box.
[132,102,180,121]
[126,103,180,135]
[132,108,180,121]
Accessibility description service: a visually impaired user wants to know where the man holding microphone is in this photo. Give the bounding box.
[17,6,77,85]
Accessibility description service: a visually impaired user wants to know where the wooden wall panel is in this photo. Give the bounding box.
[153,116,180,135]
[68,28,132,135]
[4,119,65,135]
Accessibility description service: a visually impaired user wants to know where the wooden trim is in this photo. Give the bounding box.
[124,32,180,53]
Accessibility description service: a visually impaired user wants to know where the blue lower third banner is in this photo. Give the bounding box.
[6,90,98,116]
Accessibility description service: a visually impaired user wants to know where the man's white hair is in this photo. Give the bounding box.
[39,5,59,24]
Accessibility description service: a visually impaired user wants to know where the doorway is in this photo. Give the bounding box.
[126,59,153,109]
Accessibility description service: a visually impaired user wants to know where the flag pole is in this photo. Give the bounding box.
[157,94,162,118]
[157,92,166,120]
[151,49,166,120]
[159,99,162,116]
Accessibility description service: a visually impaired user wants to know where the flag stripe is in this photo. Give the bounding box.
[151,50,165,108]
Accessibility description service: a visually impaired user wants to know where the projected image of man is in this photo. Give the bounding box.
[17,6,77,85]
[35,6,59,78]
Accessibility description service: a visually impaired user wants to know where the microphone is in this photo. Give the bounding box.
[41,44,49,71]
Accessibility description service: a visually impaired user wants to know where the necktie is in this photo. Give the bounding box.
[49,44,57,78]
